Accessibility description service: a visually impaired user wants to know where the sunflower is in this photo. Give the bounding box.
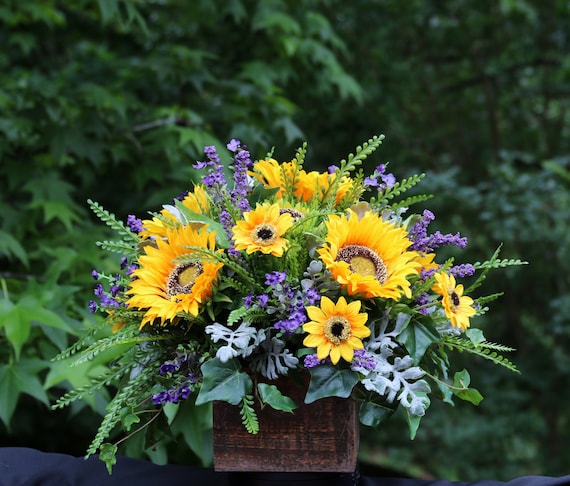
[318,210,420,299]
[140,185,210,239]
[232,203,294,256]
[250,158,300,199]
[432,272,476,331]
[296,170,355,205]
[126,224,222,328]
[303,296,370,364]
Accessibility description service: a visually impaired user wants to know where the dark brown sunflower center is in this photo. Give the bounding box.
[279,208,304,221]
[167,262,203,298]
[336,244,388,284]
[450,290,460,308]
[253,224,277,245]
[324,316,351,345]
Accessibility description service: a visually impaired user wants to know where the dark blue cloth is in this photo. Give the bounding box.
[0,447,568,486]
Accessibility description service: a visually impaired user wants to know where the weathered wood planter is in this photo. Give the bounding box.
[212,376,359,473]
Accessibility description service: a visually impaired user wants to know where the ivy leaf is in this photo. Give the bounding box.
[359,401,394,427]
[195,358,252,406]
[99,443,118,475]
[452,369,484,405]
[257,383,297,412]
[305,365,359,403]
[397,320,440,364]
[120,406,141,432]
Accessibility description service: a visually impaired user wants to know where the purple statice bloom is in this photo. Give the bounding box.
[304,287,321,305]
[451,264,475,278]
[120,257,129,270]
[159,361,180,375]
[178,385,191,400]
[91,269,99,280]
[381,173,396,188]
[244,294,255,308]
[93,283,122,308]
[94,284,104,298]
[152,383,193,406]
[265,271,287,286]
[304,354,325,368]
[226,139,240,152]
[126,215,143,233]
[274,309,306,333]
[364,164,396,190]
[351,349,376,371]
[257,294,269,307]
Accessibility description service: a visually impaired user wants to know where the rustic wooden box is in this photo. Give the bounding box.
[212,376,359,472]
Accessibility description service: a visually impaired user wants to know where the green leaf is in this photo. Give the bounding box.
[397,320,440,364]
[466,328,486,346]
[452,370,484,405]
[0,230,29,266]
[99,443,118,475]
[0,359,50,428]
[359,401,394,427]
[404,402,427,440]
[174,202,230,248]
[120,406,141,431]
[170,400,213,467]
[305,365,359,403]
[257,383,297,412]
[195,358,252,406]
[0,302,30,360]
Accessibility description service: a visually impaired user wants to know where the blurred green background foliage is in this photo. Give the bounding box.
[0,0,568,481]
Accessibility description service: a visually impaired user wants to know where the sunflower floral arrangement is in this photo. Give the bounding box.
[54,135,524,472]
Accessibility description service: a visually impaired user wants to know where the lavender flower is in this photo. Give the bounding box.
[451,264,476,278]
[351,349,376,371]
[126,215,143,233]
[304,354,325,368]
[409,210,468,252]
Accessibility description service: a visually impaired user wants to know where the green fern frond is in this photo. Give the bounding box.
[52,365,131,409]
[226,307,268,327]
[96,240,139,256]
[219,276,257,298]
[376,174,426,205]
[322,135,385,208]
[52,319,112,361]
[88,199,139,243]
[473,258,528,270]
[339,135,385,174]
[474,292,504,307]
[71,331,170,367]
[293,142,307,167]
[442,336,519,373]
[388,193,434,212]
[86,362,160,457]
[240,394,259,434]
